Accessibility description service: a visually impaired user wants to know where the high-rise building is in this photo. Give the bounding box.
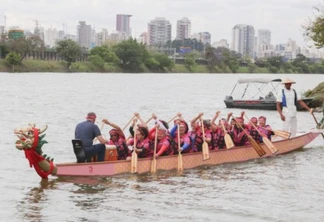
[231,24,255,58]
[191,32,211,45]
[139,32,149,45]
[116,14,132,37]
[96,29,109,46]
[176,17,191,40]
[58,30,65,40]
[77,21,91,50]
[148,17,172,46]
[257,29,271,57]
[284,38,298,59]
[45,28,59,48]
[199,32,211,45]
[0,26,5,41]
[34,26,45,41]
[257,29,271,45]
[0,26,4,35]
[91,28,96,48]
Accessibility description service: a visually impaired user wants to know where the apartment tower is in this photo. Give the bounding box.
[176,17,191,40]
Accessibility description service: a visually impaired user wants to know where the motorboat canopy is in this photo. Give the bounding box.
[237,78,282,84]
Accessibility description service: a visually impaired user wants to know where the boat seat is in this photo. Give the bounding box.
[72,139,92,163]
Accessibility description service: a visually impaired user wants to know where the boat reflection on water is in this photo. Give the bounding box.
[17,179,57,221]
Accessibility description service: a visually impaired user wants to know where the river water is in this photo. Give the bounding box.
[1,73,324,222]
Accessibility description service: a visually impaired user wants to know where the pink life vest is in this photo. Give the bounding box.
[135,138,153,158]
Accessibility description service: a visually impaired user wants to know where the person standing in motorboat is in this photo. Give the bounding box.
[276,78,313,137]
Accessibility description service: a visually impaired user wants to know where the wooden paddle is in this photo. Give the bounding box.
[131,131,138,173]
[151,126,158,174]
[232,115,266,157]
[220,120,235,149]
[177,124,183,171]
[244,114,278,154]
[126,117,152,141]
[311,112,324,139]
[122,115,135,131]
[167,114,178,124]
[200,117,210,160]
[272,129,291,139]
[146,116,154,124]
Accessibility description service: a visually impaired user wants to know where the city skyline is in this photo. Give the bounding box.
[0,0,321,46]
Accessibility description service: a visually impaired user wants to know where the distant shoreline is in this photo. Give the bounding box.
[0,59,272,73]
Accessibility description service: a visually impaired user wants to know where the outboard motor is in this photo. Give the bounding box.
[225,95,233,101]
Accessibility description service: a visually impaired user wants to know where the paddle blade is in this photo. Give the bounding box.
[177,153,183,171]
[131,151,137,173]
[263,136,278,154]
[224,133,235,149]
[274,130,291,139]
[202,142,210,160]
[248,136,266,157]
[151,158,156,174]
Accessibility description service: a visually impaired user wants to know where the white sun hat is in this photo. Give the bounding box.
[281,78,296,84]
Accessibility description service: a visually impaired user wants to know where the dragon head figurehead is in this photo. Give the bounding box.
[14,124,57,179]
[14,124,48,152]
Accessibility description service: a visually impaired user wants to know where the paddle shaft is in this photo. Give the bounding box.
[151,126,158,173]
[122,116,135,132]
[167,114,178,124]
[311,113,324,139]
[146,116,154,124]
[220,120,234,149]
[201,117,210,160]
[131,130,138,173]
[177,124,183,171]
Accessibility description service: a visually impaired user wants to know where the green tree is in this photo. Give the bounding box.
[56,39,82,69]
[304,6,324,48]
[0,43,9,58]
[7,35,44,61]
[90,46,119,64]
[248,63,257,73]
[292,54,310,73]
[5,51,21,71]
[145,57,160,71]
[204,46,219,72]
[184,52,197,70]
[282,62,295,73]
[113,38,149,72]
[267,56,284,70]
[88,55,105,70]
[222,48,241,72]
[153,53,174,71]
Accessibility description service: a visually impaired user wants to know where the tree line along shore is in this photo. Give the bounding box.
[1,37,324,74]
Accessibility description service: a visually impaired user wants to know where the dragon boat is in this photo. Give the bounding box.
[14,124,321,179]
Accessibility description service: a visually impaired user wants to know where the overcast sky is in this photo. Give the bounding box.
[0,0,322,46]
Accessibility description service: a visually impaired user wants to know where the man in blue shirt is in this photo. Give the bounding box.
[75,112,107,161]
